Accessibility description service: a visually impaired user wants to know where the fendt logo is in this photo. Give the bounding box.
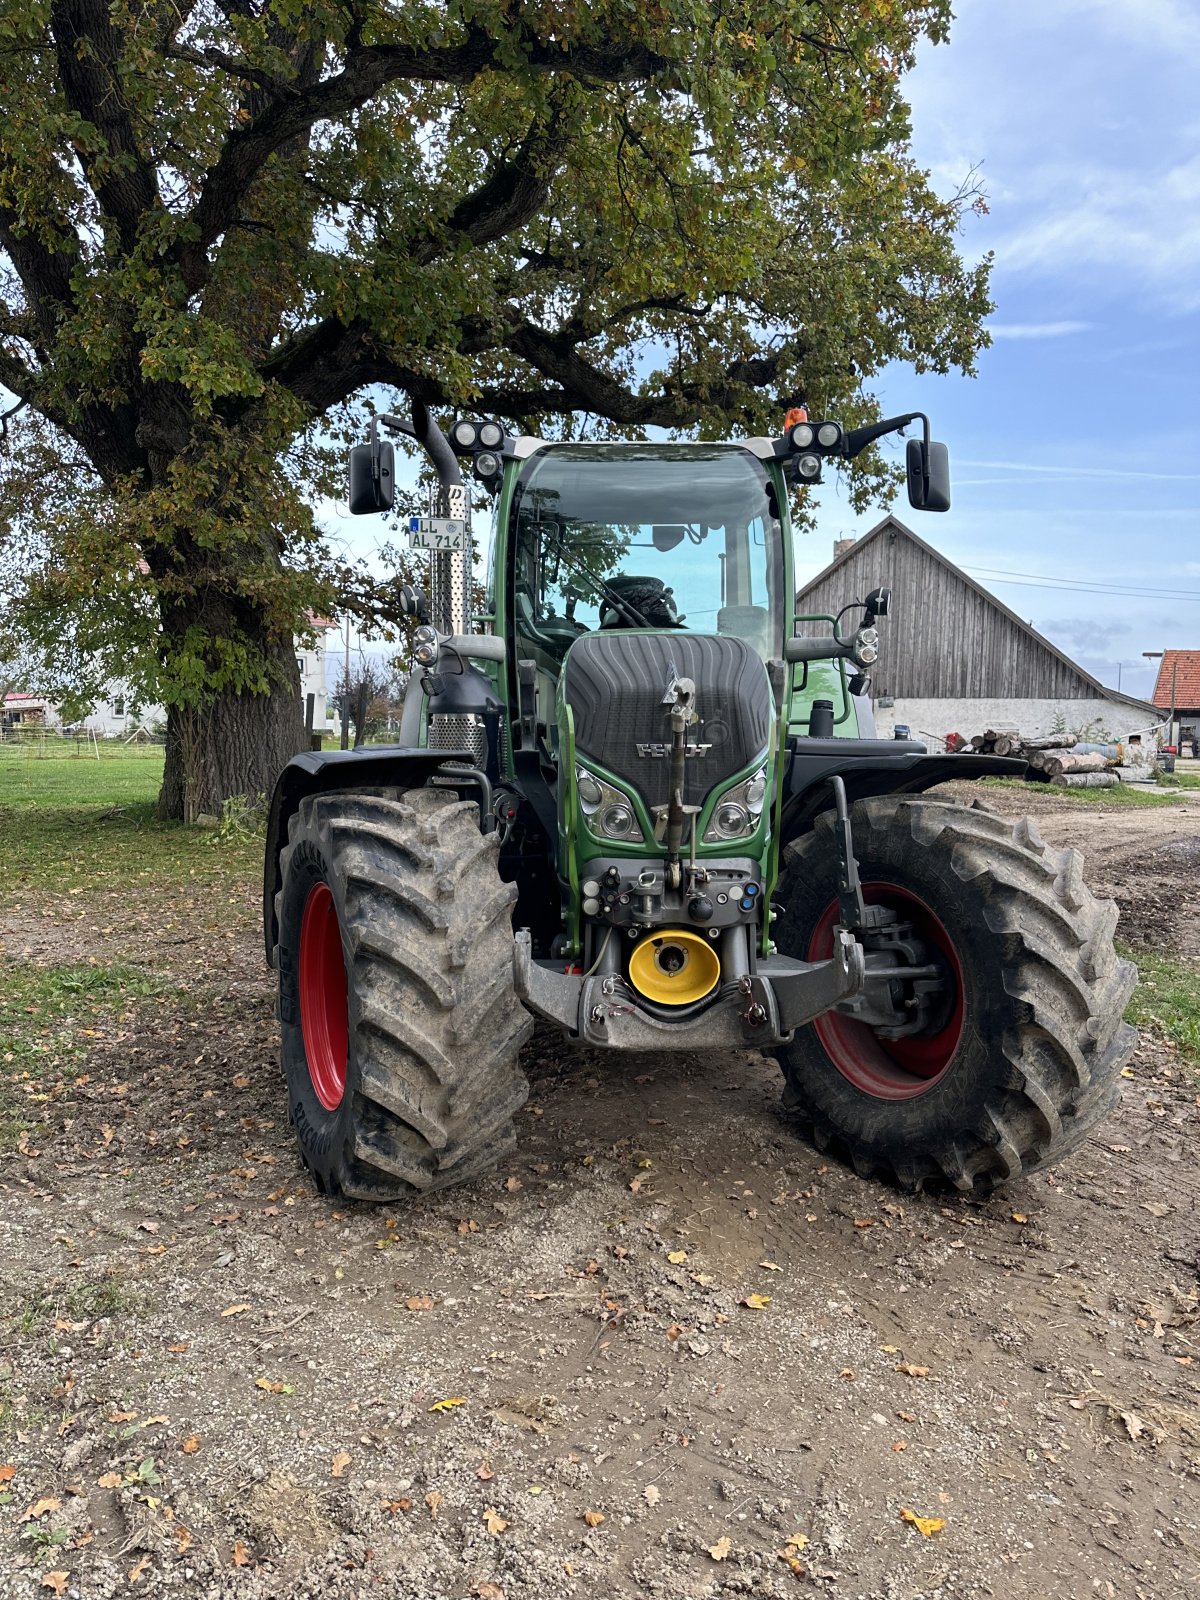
[636,743,713,758]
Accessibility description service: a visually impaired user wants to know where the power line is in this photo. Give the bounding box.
[964,564,1200,603]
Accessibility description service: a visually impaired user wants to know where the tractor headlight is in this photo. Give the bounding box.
[575,765,644,842]
[703,765,769,843]
[795,453,821,480]
[477,420,505,449]
[817,421,843,449]
[450,419,478,451]
[790,422,814,449]
[600,803,636,838]
[413,625,440,667]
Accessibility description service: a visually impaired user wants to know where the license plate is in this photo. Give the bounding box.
[408,516,468,552]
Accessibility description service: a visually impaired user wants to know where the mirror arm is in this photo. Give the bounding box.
[842,411,929,460]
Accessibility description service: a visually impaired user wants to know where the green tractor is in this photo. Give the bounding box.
[263,405,1134,1201]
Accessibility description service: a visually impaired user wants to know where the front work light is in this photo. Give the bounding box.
[816,422,843,449]
[795,453,822,480]
[450,419,478,451]
[477,420,505,449]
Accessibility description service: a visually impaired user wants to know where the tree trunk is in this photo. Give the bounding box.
[156,621,307,823]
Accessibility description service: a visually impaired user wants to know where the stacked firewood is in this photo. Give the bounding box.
[946,731,1122,787]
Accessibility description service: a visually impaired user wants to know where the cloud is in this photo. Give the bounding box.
[986,320,1092,339]
[956,458,1200,482]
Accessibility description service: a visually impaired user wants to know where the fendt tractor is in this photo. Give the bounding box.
[263,404,1135,1202]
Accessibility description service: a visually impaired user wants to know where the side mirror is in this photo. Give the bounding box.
[906,439,950,512]
[398,584,428,625]
[348,441,395,514]
[652,524,688,552]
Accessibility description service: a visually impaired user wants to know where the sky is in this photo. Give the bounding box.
[800,0,1200,706]
[332,0,1200,701]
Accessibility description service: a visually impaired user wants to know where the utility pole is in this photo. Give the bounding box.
[341,613,352,750]
[1144,651,1166,744]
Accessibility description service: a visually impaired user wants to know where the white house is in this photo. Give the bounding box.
[3,616,338,738]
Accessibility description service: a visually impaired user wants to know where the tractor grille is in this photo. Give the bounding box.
[563,633,772,812]
[428,713,486,768]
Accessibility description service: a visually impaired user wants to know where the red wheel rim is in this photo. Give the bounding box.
[298,882,349,1112]
[807,883,964,1101]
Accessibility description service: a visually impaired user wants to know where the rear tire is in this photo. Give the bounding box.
[775,795,1136,1193]
[274,787,533,1201]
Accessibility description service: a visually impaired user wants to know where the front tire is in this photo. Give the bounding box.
[274,787,533,1201]
[775,795,1136,1193]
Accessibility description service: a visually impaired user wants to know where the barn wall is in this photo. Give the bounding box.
[796,526,1099,700]
[871,696,1164,746]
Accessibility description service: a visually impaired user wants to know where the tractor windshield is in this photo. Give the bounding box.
[510,443,784,666]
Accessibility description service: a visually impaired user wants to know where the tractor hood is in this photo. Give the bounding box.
[562,631,772,814]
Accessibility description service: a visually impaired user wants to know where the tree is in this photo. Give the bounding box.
[0,1,991,820]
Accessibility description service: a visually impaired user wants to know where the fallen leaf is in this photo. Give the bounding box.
[166,1343,189,1354]
[666,1250,688,1265]
[741,1293,771,1310]
[880,1344,900,1354]
[0,1465,14,1484]
[582,1509,605,1528]
[405,1296,436,1311]
[429,1396,467,1413]
[892,1440,908,1453]
[254,1378,291,1394]
[665,1323,683,1341]
[708,1535,733,1561]
[473,1585,506,1600]
[900,1507,945,1537]
[41,1574,69,1596]
[1118,1408,1145,1441]
[895,1364,930,1378]
[128,1554,152,1582]
[690,1272,715,1286]
[644,1484,661,1506]
[1141,1201,1172,1218]
[758,1260,782,1272]
[504,1176,523,1192]
[483,1506,509,1534]
[330,1451,351,1478]
[174,1525,194,1553]
[232,1539,251,1567]
[138,1220,159,1235]
[1011,1212,1029,1224]
[181,1436,200,1455]
[108,1411,137,1424]
[426,1490,444,1519]
[19,1495,61,1523]
[628,1176,643,1193]
[97,1471,123,1488]
[381,1497,411,1513]
[477,1458,495,1481]
[220,1304,250,1317]
[784,1532,809,1551]
[852,1218,875,1229]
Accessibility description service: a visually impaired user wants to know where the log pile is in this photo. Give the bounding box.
[943,728,1134,789]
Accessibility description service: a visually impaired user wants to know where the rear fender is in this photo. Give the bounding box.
[262,747,473,963]
[781,742,1024,845]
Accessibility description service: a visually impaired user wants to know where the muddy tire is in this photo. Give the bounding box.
[774,795,1136,1193]
[274,787,533,1201]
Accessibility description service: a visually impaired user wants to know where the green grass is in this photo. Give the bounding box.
[980,776,1186,808]
[1166,770,1200,789]
[0,961,175,1151]
[0,740,165,807]
[1124,944,1200,1067]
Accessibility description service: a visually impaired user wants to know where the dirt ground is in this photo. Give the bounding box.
[2,785,1199,1600]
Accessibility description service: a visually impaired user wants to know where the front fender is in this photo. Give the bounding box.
[780,739,1025,844]
[262,746,471,963]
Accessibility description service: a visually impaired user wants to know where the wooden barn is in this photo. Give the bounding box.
[796,515,1160,747]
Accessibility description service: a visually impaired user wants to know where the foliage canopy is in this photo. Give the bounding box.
[0,0,990,808]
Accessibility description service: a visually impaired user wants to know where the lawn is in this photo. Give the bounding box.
[0,739,165,807]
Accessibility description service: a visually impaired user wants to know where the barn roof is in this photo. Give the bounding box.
[1151,650,1200,710]
[797,515,1160,715]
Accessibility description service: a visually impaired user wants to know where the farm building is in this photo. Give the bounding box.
[1149,650,1200,754]
[796,515,1161,747]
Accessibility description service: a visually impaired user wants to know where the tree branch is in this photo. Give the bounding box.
[49,0,159,250]
[178,29,669,291]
